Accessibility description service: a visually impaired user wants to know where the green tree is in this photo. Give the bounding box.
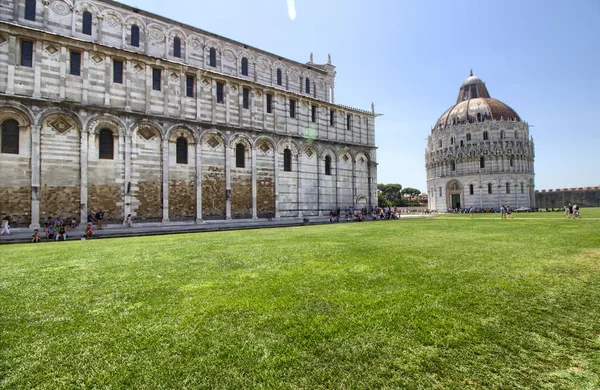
[377,184,403,207]
[401,187,421,201]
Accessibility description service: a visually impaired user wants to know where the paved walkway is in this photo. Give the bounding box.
[0,215,430,245]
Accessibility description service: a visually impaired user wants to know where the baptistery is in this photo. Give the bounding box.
[425,72,535,211]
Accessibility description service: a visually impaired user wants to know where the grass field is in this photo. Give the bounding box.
[1,210,599,388]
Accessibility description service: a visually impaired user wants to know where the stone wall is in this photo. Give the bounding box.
[0,186,30,226]
[202,167,226,219]
[169,180,196,220]
[131,127,162,220]
[535,188,600,209]
[87,184,122,222]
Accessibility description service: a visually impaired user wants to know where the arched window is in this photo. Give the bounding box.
[173,36,181,58]
[438,140,442,148]
[451,161,456,171]
[469,184,474,195]
[25,0,36,21]
[236,143,245,168]
[477,113,481,122]
[241,57,248,76]
[483,131,489,141]
[176,137,188,164]
[1,119,19,154]
[480,157,485,168]
[305,78,310,93]
[510,157,514,167]
[466,133,471,141]
[488,183,492,194]
[99,129,114,159]
[521,183,524,193]
[500,130,505,139]
[82,11,92,35]
[450,137,454,145]
[131,25,140,47]
[506,182,511,194]
[283,148,292,172]
[325,155,332,176]
[209,47,216,67]
[277,68,282,86]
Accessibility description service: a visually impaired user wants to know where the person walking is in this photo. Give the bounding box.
[0,216,11,236]
[506,205,513,219]
[96,209,104,229]
[500,205,506,220]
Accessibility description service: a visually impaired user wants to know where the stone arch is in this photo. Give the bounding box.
[100,9,123,24]
[38,108,83,131]
[200,130,225,149]
[277,138,299,156]
[132,122,162,141]
[354,151,369,165]
[230,133,252,150]
[446,179,463,210]
[187,34,204,52]
[204,38,222,53]
[124,15,145,29]
[253,135,275,150]
[166,125,197,143]
[301,144,317,160]
[0,105,33,127]
[40,112,81,135]
[146,23,167,43]
[75,2,100,15]
[272,60,285,71]
[286,66,300,81]
[222,46,237,63]
[238,49,254,62]
[168,27,187,40]
[337,148,354,162]
[86,115,126,136]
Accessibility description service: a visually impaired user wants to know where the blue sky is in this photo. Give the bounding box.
[119,0,600,193]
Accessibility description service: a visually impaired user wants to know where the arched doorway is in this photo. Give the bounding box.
[446,180,463,210]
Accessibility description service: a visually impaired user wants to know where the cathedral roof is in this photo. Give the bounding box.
[435,72,521,129]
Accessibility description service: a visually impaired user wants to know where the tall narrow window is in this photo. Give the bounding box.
[283,148,292,172]
[466,133,471,141]
[266,93,272,113]
[289,99,296,118]
[330,109,335,126]
[451,161,456,171]
[209,48,216,67]
[480,157,485,168]
[186,75,194,97]
[131,25,140,47]
[236,143,245,168]
[242,88,249,109]
[346,114,351,130]
[176,137,188,164]
[21,40,33,67]
[113,60,123,84]
[152,68,161,91]
[500,130,505,139]
[506,182,511,194]
[483,131,489,141]
[325,155,332,175]
[99,129,114,160]
[451,137,454,145]
[276,68,282,85]
[70,51,81,76]
[488,183,492,194]
[25,0,36,21]
[510,157,514,167]
[305,78,310,93]
[311,105,316,123]
[173,36,181,58]
[1,119,19,154]
[241,57,248,76]
[521,183,524,194]
[469,184,474,195]
[216,82,224,103]
[82,11,92,35]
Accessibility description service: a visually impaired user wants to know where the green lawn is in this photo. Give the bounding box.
[1,212,599,388]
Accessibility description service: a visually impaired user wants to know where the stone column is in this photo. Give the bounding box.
[195,141,203,223]
[42,1,50,29]
[13,1,18,21]
[225,82,231,125]
[225,143,231,220]
[352,158,357,208]
[5,37,16,95]
[71,9,78,37]
[33,39,42,98]
[125,60,131,111]
[251,146,257,219]
[82,51,89,105]
[317,154,322,216]
[145,65,151,113]
[80,131,89,225]
[274,147,280,219]
[121,22,126,48]
[161,138,170,223]
[59,46,66,99]
[297,151,302,218]
[123,134,132,220]
[162,68,169,115]
[335,162,339,209]
[30,125,41,229]
[195,71,202,120]
[104,55,111,106]
[96,16,103,43]
[144,29,150,55]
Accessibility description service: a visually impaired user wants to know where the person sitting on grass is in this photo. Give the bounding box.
[31,229,41,243]
[56,225,67,241]
[83,223,94,239]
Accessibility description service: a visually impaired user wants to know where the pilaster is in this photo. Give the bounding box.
[123,134,132,219]
[225,142,231,219]
[162,138,170,223]
[195,141,203,223]
[80,131,89,225]
[82,51,89,104]
[297,152,302,218]
[29,125,41,229]
[274,147,279,219]
[251,146,257,219]
[6,36,17,95]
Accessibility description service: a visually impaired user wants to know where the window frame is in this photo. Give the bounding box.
[152,68,161,91]
[235,143,245,168]
[325,155,332,176]
[305,78,310,94]
[186,75,194,98]
[276,68,282,85]
[469,184,474,195]
[346,114,351,130]
[488,183,492,194]
[266,93,272,114]
[25,0,36,21]
[466,133,471,141]
[131,24,140,47]
[173,36,181,58]
[480,157,485,168]
[283,148,292,172]
[176,136,188,164]
[330,109,335,126]
[241,57,248,76]
[98,129,114,160]
[506,182,511,194]
[69,50,81,76]
[82,11,93,36]
[311,105,316,123]
[216,82,224,104]
[209,47,217,67]
[113,59,123,84]
[1,119,20,155]
[289,99,296,119]
[21,40,33,67]
[483,131,489,141]
[242,87,249,109]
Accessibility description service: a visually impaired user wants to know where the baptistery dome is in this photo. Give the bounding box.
[425,72,535,212]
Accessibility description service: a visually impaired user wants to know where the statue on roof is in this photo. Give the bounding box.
[310,52,313,62]
[328,54,331,65]
[470,69,473,77]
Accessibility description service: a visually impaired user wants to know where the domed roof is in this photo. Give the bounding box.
[435,72,521,129]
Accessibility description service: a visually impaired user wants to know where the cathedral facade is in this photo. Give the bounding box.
[0,0,378,228]
[425,72,535,211]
